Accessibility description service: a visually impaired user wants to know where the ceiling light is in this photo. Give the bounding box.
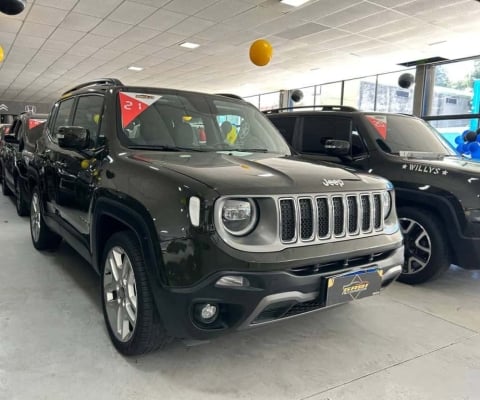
[180,42,200,49]
[128,66,144,71]
[280,0,311,7]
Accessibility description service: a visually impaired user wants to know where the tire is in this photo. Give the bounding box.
[101,231,171,356]
[15,179,29,216]
[397,207,451,284]
[1,170,12,196]
[30,187,62,250]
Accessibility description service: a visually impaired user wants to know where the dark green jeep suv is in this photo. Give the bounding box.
[28,80,403,355]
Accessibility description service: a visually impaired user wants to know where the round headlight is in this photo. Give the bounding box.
[221,198,258,236]
[382,191,392,219]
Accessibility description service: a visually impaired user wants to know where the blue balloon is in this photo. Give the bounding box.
[468,142,480,152]
[471,142,480,157]
[455,135,464,145]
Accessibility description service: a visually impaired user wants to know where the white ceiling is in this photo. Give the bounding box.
[1,0,480,104]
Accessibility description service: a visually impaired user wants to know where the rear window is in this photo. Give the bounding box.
[365,114,453,155]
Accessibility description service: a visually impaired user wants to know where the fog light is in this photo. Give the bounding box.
[215,275,250,288]
[194,303,219,324]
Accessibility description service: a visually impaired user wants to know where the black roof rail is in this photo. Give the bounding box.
[215,93,244,100]
[264,105,358,114]
[62,78,124,96]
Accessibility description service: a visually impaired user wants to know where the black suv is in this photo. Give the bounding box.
[28,80,403,355]
[266,106,480,284]
[0,113,47,215]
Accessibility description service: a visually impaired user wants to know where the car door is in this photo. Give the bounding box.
[49,94,105,240]
[296,115,371,171]
[3,118,21,189]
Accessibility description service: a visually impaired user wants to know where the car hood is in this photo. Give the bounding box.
[125,151,389,195]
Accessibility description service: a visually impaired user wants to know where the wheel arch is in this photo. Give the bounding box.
[92,194,168,288]
[395,188,457,263]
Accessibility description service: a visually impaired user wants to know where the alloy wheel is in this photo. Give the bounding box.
[30,193,41,243]
[399,217,432,275]
[103,246,138,343]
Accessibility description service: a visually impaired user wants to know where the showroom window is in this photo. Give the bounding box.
[375,69,415,114]
[423,58,480,147]
[315,82,342,106]
[427,59,480,117]
[290,85,315,109]
[343,75,377,110]
[259,91,280,111]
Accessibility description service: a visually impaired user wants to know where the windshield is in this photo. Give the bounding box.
[117,90,290,154]
[365,113,456,156]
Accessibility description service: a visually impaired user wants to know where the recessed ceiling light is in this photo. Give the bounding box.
[128,66,144,71]
[180,42,200,49]
[280,0,311,7]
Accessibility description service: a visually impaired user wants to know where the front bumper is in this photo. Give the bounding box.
[157,245,404,340]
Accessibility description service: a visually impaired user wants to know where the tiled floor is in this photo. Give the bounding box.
[1,194,479,400]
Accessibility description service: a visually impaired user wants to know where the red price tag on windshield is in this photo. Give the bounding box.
[366,115,387,139]
[119,92,162,128]
[28,119,45,130]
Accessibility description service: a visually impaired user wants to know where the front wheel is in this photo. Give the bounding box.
[30,188,62,250]
[397,207,451,284]
[101,231,171,356]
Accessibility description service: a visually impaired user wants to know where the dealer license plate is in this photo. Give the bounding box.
[325,268,383,307]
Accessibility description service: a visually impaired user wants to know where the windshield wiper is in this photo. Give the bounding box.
[221,148,270,153]
[128,145,206,152]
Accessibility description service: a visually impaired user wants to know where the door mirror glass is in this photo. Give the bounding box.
[324,139,350,156]
[57,126,89,150]
[3,134,18,144]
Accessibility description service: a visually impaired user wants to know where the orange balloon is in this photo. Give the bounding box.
[249,39,273,67]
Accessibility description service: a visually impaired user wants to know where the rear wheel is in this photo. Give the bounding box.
[30,187,62,250]
[398,207,451,284]
[15,179,29,216]
[101,231,171,356]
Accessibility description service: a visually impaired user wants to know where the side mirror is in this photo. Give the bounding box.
[57,126,89,150]
[324,139,350,156]
[3,134,18,144]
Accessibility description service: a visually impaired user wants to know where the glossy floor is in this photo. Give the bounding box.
[1,194,479,400]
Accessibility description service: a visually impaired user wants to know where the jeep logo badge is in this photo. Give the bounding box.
[323,179,344,187]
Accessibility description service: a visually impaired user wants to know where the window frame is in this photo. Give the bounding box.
[48,97,76,144]
[71,94,105,148]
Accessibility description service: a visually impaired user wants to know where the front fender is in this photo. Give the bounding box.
[92,193,167,287]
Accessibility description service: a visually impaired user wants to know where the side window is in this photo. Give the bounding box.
[52,98,75,140]
[72,95,104,146]
[301,116,351,154]
[270,116,295,144]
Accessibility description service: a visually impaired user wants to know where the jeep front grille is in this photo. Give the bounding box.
[279,192,384,244]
